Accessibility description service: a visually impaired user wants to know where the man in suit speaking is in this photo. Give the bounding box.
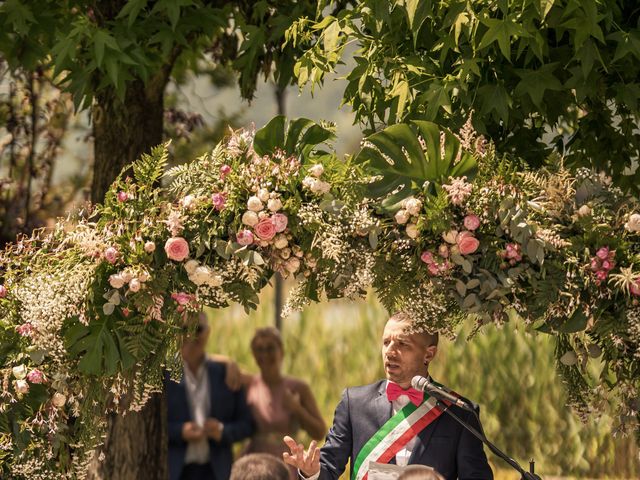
[283,312,493,480]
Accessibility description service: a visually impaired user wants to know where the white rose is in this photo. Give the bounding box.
[242,210,259,227]
[15,379,29,395]
[267,198,283,212]
[247,196,264,212]
[394,209,410,225]
[625,213,640,232]
[52,392,67,408]
[128,278,141,293]
[12,364,27,380]
[257,188,270,202]
[121,271,133,283]
[285,257,301,273]
[576,205,591,217]
[184,259,200,275]
[109,273,126,289]
[181,195,196,210]
[206,274,223,288]
[311,180,331,194]
[309,164,324,177]
[302,176,317,190]
[190,266,212,286]
[404,198,422,216]
[274,234,288,249]
[406,223,419,239]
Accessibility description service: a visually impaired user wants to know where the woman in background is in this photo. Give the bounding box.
[242,327,326,479]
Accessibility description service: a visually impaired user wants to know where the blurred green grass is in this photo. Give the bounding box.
[206,285,638,479]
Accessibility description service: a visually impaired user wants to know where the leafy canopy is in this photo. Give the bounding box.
[287,0,640,191]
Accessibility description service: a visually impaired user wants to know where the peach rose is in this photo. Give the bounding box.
[456,231,479,255]
[255,218,277,241]
[164,237,190,262]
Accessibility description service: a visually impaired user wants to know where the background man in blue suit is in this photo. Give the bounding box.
[166,313,255,480]
[283,311,493,480]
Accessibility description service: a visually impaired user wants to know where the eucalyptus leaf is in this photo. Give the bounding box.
[455,280,467,297]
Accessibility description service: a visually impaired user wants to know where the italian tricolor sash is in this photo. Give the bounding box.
[351,395,443,480]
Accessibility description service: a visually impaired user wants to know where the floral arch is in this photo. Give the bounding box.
[1,116,639,478]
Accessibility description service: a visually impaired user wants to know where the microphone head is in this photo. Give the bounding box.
[411,375,428,390]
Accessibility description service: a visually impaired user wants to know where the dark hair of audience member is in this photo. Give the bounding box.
[230,453,290,480]
[397,465,446,480]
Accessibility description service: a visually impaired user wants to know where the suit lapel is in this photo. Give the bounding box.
[372,381,393,430]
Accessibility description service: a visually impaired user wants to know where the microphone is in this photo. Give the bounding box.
[411,375,474,411]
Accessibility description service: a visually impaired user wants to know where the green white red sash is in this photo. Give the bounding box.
[351,395,443,480]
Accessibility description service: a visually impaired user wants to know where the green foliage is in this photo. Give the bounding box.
[353,121,476,209]
[253,115,336,160]
[289,0,640,191]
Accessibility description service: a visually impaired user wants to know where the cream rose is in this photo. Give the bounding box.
[405,223,419,239]
[625,213,640,232]
[394,209,410,224]
[247,196,264,212]
[404,198,422,216]
[52,392,66,408]
[267,198,283,212]
[242,210,259,227]
[309,164,324,177]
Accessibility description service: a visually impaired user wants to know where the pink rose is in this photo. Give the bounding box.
[255,218,277,241]
[171,292,193,306]
[211,192,226,211]
[463,214,480,231]
[164,237,190,262]
[27,369,45,384]
[601,260,613,271]
[456,231,480,255]
[272,213,288,233]
[596,270,608,281]
[427,263,441,276]
[122,307,131,317]
[104,247,119,264]
[505,243,522,261]
[220,165,231,177]
[596,247,609,260]
[590,258,600,272]
[16,323,35,337]
[0,285,6,298]
[117,191,129,202]
[420,251,435,265]
[630,280,640,297]
[236,230,255,246]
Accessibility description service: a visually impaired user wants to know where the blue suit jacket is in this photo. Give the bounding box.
[319,380,493,480]
[165,360,255,480]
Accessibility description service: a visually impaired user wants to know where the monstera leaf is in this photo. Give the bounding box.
[253,116,335,160]
[64,317,134,376]
[354,121,477,209]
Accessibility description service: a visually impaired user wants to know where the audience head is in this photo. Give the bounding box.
[181,311,210,362]
[397,465,446,480]
[382,312,439,387]
[251,326,284,373]
[230,453,290,480]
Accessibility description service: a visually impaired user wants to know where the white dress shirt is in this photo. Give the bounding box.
[183,361,210,465]
[302,381,419,479]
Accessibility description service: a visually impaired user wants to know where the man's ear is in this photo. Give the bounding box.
[424,345,437,365]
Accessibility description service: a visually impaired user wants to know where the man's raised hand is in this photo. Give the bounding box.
[282,435,320,477]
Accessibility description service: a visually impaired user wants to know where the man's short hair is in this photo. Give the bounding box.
[389,311,439,347]
[230,453,290,480]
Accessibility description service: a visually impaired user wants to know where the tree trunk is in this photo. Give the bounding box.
[90,78,165,202]
[87,78,168,480]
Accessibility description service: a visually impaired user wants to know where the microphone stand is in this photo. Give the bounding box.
[434,400,542,480]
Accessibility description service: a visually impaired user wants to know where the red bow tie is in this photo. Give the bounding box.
[386,382,424,406]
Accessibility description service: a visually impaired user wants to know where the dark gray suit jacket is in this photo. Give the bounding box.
[319,380,493,480]
[165,360,255,480]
